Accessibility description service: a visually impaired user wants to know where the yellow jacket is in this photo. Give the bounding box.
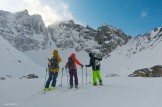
[49,50,62,72]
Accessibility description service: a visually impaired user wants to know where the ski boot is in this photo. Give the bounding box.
[50,86,55,90]
[99,80,102,85]
[93,83,97,86]
[75,85,78,89]
[70,86,73,89]
[44,88,49,90]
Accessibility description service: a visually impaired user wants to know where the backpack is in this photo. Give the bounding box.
[68,57,75,70]
[50,56,58,69]
[95,60,100,70]
[92,58,100,70]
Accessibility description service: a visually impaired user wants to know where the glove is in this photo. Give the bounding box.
[48,58,51,61]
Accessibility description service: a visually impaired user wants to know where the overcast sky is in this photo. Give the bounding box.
[0,0,162,36]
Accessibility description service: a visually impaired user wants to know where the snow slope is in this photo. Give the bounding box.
[101,35,162,76]
[1,76,162,107]
[0,36,44,78]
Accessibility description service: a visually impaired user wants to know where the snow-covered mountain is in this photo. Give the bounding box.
[0,10,49,51]
[0,10,130,56]
[125,27,162,57]
[48,20,98,52]
[0,36,44,78]
[48,20,130,56]
[101,27,162,76]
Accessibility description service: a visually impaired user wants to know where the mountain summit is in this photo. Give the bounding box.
[0,9,49,51]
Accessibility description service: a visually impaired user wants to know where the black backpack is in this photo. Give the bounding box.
[94,60,100,70]
[50,56,58,69]
[91,57,101,70]
[68,57,75,70]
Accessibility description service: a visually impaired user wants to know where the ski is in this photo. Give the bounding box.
[68,86,79,89]
[88,82,103,86]
[40,89,54,95]
[33,88,57,97]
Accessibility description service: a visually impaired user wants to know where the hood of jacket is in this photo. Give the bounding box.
[53,50,58,57]
[70,53,76,59]
[89,53,94,58]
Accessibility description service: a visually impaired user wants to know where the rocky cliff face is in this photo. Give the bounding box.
[0,10,131,55]
[48,20,131,56]
[96,24,131,56]
[0,9,49,51]
[4,10,162,57]
[48,20,98,51]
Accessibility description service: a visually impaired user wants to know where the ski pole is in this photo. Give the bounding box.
[60,67,64,87]
[44,68,48,88]
[82,67,83,85]
[65,68,69,87]
[86,67,87,85]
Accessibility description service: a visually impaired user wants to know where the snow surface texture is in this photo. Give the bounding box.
[1,77,162,107]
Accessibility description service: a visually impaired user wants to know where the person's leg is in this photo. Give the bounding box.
[69,70,74,87]
[96,70,102,85]
[51,72,58,88]
[93,70,97,85]
[45,72,53,89]
[73,69,78,88]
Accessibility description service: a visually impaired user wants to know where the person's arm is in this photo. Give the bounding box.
[65,62,68,68]
[75,58,83,67]
[58,56,62,63]
[86,60,92,67]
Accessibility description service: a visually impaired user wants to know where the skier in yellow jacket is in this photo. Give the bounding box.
[44,50,62,90]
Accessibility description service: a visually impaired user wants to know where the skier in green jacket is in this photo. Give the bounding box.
[86,53,103,86]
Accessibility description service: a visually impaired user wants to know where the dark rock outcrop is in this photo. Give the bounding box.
[129,65,162,77]
[0,77,5,80]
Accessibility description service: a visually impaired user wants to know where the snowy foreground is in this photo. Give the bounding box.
[1,75,162,107]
